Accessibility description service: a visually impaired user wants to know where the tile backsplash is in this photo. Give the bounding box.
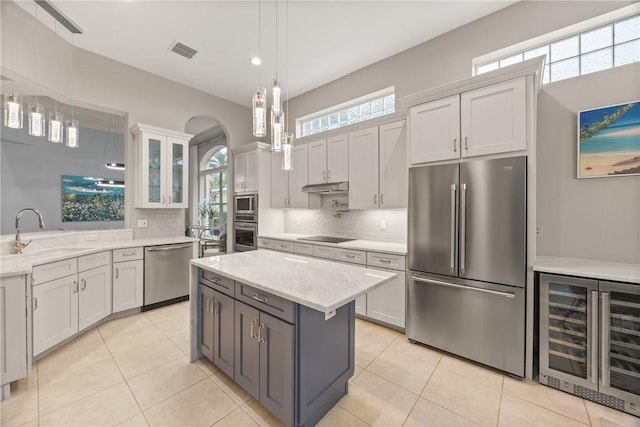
[284,196,407,243]
[131,208,185,239]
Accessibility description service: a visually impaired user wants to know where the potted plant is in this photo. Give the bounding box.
[199,200,218,229]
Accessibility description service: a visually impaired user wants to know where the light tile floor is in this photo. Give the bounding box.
[2,301,640,427]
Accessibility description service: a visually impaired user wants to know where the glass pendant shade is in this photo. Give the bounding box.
[4,93,23,129]
[271,110,284,152]
[271,79,282,113]
[28,102,46,137]
[105,162,125,170]
[252,87,267,137]
[282,132,293,171]
[65,119,79,148]
[48,111,64,143]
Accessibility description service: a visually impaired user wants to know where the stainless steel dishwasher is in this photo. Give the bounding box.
[144,243,193,308]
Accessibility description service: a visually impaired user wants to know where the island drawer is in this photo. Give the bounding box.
[200,270,234,297]
[272,240,294,253]
[367,252,406,271]
[78,251,111,272]
[335,249,366,265]
[294,243,314,256]
[33,258,78,285]
[113,247,143,262]
[235,282,295,323]
[313,245,336,260]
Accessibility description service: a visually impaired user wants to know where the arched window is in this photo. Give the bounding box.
[199,146,227,233]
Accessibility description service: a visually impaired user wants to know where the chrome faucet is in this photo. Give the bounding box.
[14,208,46,254]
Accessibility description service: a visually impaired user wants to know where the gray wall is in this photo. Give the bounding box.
[285,0,639,263]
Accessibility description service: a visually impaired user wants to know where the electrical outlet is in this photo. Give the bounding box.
[85,234,98,241]
[380,220,386,230]
[296,217,301,226]
[536,225,543,238]
[138,219,148,228]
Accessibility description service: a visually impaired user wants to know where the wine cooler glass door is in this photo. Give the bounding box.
[599,281,640,406]
[540,274,599,390]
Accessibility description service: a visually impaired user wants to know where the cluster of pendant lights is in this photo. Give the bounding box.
[3,93,79,148]
[252,0,293,171]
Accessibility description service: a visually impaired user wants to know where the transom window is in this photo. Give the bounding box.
[297,87,395,138]
[474,7,640,84]
[199,146,227,234]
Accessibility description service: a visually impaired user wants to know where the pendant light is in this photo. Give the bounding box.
[281,0,293,171]
[48,105,64,143]
[252,0,266,138]
[270,0,284,152]
[28,7,46,137]
[105,114,125,170]
[3,3,23,130]
[65,33,79,148]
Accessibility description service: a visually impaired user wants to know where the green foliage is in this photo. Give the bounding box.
[580,103,634,141]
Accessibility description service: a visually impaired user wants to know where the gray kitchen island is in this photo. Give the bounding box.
[188,250,396,427]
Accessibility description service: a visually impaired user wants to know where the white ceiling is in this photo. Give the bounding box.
[16,1,517,107]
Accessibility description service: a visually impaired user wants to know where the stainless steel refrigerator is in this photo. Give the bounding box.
[407,156,527,377]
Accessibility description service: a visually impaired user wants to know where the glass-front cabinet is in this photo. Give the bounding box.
[131,124,191,209]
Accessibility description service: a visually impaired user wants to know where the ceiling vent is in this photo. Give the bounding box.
[170,41,198,59]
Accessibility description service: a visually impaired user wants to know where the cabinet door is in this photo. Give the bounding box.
[289,144,319,209]
[307,138,328,184]
[259,311,294,425]
[234,301,260,399]
[348,126,379,209]
[140,132,167,208]
[234,152,247,192]
[113,260,144,313]
[78,265,111,331]
[33,275,79,356]
[213,291,235,379]
[244,150,259,192]
[366,268,406,328]
[460,77,526,157]
[166,137,189,208]
[199,284,215,362]
[271,152,289,208]
[355,295,366,316]
[409,95,460,164]
[379,121,408,209]
[1,276,27,385]
[326,133,348,182]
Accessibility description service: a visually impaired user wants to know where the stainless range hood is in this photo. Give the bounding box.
[301,182,349,194]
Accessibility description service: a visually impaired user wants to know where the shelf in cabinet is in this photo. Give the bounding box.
[549,349,586,363]
[550,326,586,338]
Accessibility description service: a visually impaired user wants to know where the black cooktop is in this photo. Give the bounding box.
[297,236,356,244]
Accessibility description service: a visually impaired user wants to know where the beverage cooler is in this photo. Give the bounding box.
[539,273,640,416]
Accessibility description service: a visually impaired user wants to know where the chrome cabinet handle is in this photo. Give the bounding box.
[252,294,268,303]
[206,297,211,313]
[73,280,79,293]
[146,244,193,252]
[162,195,166,204]
[80,278,87,291]
[115,268,119,279]
[450,183,457,273]
[453,138,457,152]
[258,323,265,344]
[460,183,467,274]
[322,171,326,181]
[591,291,598,385]
[168,195,172,204]
[411,275,515,299]
[250,319,257,338]
[32,297,38,311]
[345,254,355,259]
[464,136,469,150]
[374,194,377,205]
[212,298,218,315]
[380,194,384,205]
[121,251,136,257]
[601,292,610,387]
[327,170,331,180]
[280,244,288,249]
[380,258,391,264]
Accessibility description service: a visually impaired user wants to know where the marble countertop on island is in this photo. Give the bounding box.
[258,233,407,255]
[191,250,397,314]
[534,256,640,284]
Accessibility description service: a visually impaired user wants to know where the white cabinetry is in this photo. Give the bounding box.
[271,145,319,209]
[32,253,112,356]
[349,121,407,209]
[112,247,144,313]
[234,149,259,193]
[131,123,192,208]
[307,135,349,184]
[1,275,28,399]
[409,77,527,164]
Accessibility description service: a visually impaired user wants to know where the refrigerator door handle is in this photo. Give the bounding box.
[460,183,467,274]
[601,292,610,387]
[591,290,598,385]
[450,184,457,273]
[411,275,515,299]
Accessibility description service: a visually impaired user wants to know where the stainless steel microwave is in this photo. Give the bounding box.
[234,193,257,219]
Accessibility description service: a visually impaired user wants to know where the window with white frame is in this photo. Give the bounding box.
[199,146,227,235]
[473,7,640,84]
[297,87,395,138]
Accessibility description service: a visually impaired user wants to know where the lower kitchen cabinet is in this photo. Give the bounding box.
[112,247,144,313]
[366,268,406,328]
[78,264,111,330]
[198,282,235,379]
[1,275,28,399]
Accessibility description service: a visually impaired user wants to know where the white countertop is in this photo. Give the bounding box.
[534,256,640,284]
[258,233,407,255]
[191,250,396,314]
[0,236,199,278]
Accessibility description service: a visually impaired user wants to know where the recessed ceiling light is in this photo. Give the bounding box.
[251,56,262,66]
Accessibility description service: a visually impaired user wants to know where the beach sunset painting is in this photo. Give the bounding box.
[578,101,640,178]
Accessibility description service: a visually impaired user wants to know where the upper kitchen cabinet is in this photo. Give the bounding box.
[348,121,407,209]
[404,61,539,166]
[271,145,320,209]
[233,142,271,194]
[307,134,349,184]
[131,124,192,208]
